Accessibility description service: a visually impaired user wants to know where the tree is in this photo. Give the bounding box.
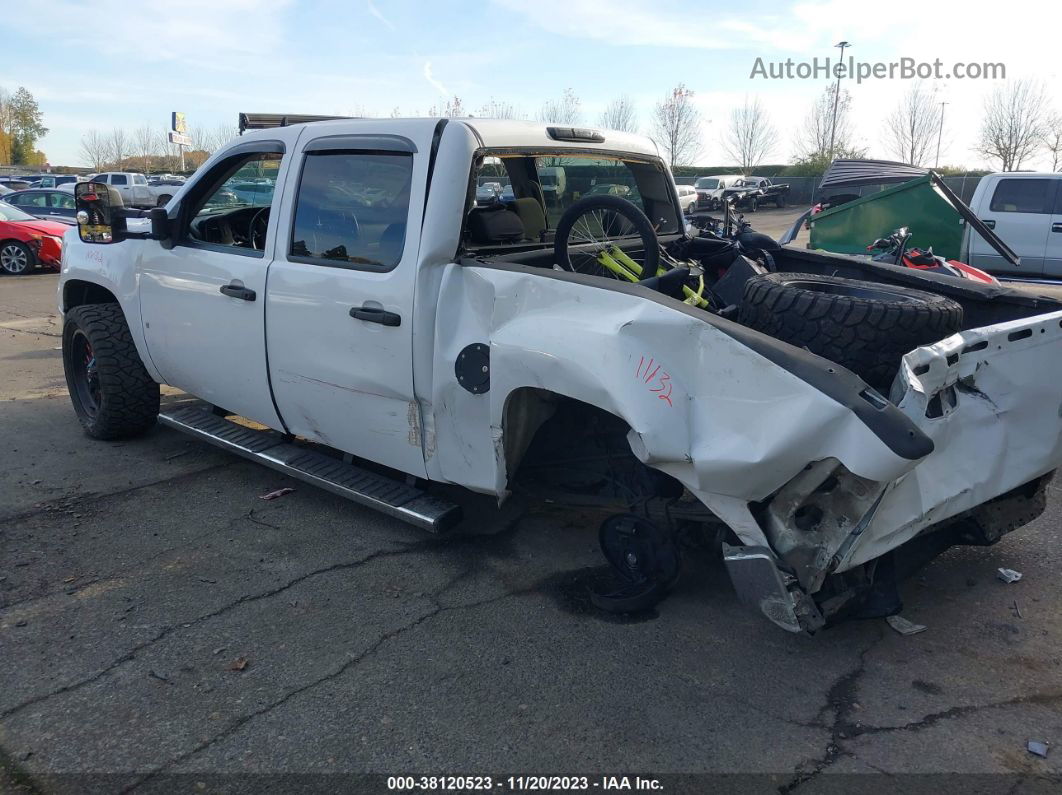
[79,130,109,171]
[107,128,128,170]
[208,124,239,152]
[0,88,12,164]
[476,98,520,119]
[189,126,212,155]
[428,96,465,118]
[883,84,939,166]
[598,96,638,133]
[975,80,1049,171]
[7,87,48,165]
[539,88,582,125]
[649,84,702,167]
[131,125,159,172]
[721,96,776,172]
[1041,114,1062,172]
[796,84,859,162]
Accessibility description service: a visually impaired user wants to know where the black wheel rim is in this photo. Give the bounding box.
[70,330,101,417]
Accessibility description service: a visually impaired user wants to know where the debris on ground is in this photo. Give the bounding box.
[259,487,295,501]
[1011,601,1023,619]
[997,568,1023,584]
[1027,740,1050,758]
[212,647,227,655]
[885,615,927,636]
[227,657,249,672]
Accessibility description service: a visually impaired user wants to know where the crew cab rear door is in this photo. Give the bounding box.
[138,135,299,429]
[264,125,432,478]
[969,176,1054,276]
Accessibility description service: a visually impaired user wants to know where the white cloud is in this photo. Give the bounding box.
[367,0,397,31]
[422,61,451,97]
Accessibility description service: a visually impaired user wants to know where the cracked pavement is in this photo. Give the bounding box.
[2,265,1062,792]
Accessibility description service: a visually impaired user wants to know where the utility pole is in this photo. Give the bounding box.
[935,101,947,169]
[827,40,850,162]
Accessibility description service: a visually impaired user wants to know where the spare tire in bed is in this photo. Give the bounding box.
[737,272,963,391]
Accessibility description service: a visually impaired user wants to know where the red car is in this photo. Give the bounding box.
[0,199,66,275]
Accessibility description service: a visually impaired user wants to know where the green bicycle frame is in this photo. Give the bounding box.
[597,246,709,308]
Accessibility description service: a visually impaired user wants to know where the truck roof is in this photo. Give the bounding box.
[237,117,662,158]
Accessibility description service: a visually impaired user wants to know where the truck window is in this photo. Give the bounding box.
[110,174,128,186]
[133,174,147,185]
[989,179,1051,213]
[183,152,282,253]
[290,151,413,270]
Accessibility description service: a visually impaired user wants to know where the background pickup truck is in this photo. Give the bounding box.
[722,176,790,210]
[963,171,1062,278]
[81,172,176,208]
[57,116,1062,634]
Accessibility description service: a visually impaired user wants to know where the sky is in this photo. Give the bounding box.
[4,0,1060,170]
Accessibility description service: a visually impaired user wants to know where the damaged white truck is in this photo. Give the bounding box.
[59,115,1062,633]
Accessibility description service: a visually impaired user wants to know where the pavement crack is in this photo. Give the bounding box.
[778,626,885,793]
[121,578,527,792]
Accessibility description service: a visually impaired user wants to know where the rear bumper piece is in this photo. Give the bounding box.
[722,544,824,633]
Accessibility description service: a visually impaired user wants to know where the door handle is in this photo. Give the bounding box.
[349,304,401,326]
[220,283,256,301]
[1052,223,1062,233]
[982,219,996,229]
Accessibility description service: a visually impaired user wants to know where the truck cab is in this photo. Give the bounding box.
[88,172,172,209]
[965,172,1062,277]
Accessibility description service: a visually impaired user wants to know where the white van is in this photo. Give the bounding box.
[964,172,1062,277]
[675,184,698,214]
[694,174,744,210]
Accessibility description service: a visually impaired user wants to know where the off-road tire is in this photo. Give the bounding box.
[775,194,787,209]
[62,303,160,439]
[738,272,963,391]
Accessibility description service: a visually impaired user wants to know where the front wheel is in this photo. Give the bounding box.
[1,240,35,275]
[63,304,160,439]
[156,194,172,207]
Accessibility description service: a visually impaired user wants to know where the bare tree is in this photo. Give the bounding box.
[79,130,109,171]
[428,96,465,118]
[539,88,582,125]
[0,88,12,164]
[882,84,939,166]
[975,80,1049,171]
[107,127,128,170]
[721,96,776,171]
[131,125,159,172]
[649,84,702,167]
[796,84,861,161]
[208,124,238,152]
[598,96,638,133]
[476,97,520,119]
[1041,114,1062,172]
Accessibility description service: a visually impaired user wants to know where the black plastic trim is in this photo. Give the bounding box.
[463,258,936,461]
[304,134,416,153]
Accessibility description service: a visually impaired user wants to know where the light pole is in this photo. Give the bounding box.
[935,101,948,168]
[827,40,850,162]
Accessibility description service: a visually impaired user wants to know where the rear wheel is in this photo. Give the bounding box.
[775,194,787,209]
[63,304,160,439]
[156,194,172,206]
[0,241,35,275]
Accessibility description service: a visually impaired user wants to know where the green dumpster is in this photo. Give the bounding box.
[809,174,966,260]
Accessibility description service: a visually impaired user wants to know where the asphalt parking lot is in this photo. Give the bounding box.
[2,226,1062,791]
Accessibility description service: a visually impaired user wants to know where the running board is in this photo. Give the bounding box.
[158,406,462,533]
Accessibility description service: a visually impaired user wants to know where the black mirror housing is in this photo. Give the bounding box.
[149,207,173,246]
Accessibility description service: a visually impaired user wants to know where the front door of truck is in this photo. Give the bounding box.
[265,127,430,478]
[139,137,298,429]
[1043,178,1062,278]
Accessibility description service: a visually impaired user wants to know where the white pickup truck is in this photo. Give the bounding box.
[58,116,1062,633]
[84,172,176,209]
[963,172,1062,278]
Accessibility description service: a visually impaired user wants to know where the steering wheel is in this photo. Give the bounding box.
[249,207,270,250]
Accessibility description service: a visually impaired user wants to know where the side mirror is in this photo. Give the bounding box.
[75,181,127,243]
[149,207,172,245]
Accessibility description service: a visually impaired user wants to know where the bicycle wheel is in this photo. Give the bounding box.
[554,196,660,279]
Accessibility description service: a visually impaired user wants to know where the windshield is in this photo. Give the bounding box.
[695,178,719,189]
[0,200,36,222]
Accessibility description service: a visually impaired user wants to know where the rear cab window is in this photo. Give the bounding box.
[289,151,413,270]
[989,179,1052,213]
[463,152,679,251]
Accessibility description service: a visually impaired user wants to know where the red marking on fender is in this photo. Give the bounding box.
[635,355,673,407]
